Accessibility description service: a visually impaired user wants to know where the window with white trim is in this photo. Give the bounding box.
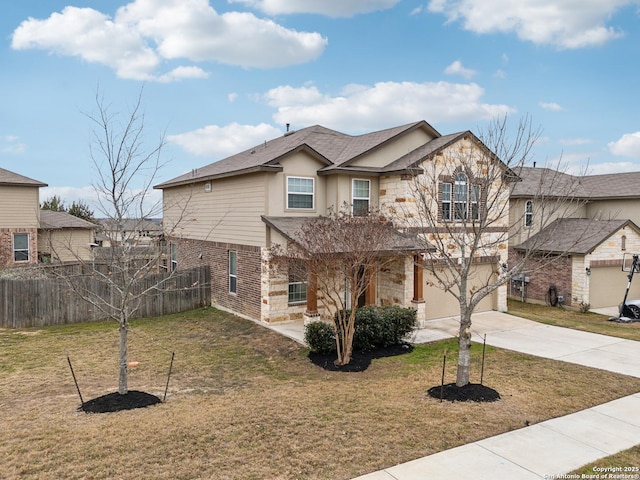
[229,251,237,294]
[288,270,307,304]
[287,176,314,209]
[13,233,29,262]
[352,179,370,216]
[454,173,468,220]
[441,182,452,221]
[524,200,533,227]
[471,184,481,221]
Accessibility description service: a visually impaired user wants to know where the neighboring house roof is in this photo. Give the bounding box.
[39,210,97,230]
[97,218,163,232]
[262,215,427,253]
[0,167,47,187]
[514,218,638,255]
[511,167,640,200]
[155,121,442,188]
[510,167,590,198]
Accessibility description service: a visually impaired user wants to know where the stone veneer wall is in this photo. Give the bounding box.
[171,237,262,320]
[0,228,38,268]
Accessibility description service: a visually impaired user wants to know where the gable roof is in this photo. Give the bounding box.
[580,171,640,199]
[155,121,441,188]
[40,210,97,230]
[0,167,47,187]
[514,218,638,255]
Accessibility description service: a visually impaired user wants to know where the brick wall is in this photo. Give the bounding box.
[0,228,38,268]
[509,248,573,306]
[170,237,262,320]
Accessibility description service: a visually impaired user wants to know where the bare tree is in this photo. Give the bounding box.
[56,88,175,395]
[390,116,594,387]
[270,205,412,365]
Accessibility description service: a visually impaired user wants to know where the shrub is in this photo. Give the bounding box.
[304,321,336,354]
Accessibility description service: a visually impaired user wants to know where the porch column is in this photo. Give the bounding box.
[305,270,318,316]
[413,255,424,302]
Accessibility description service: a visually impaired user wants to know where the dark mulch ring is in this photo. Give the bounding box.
[309,343,414,372]
[427,383,501,402]
[80,390,162,413]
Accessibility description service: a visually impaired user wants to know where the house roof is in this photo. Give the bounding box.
[155,121,441,188]
[262,215,427,253]
[0,167,47,187]
[510,167,640,200]
[97,218,163,232]
[514,218,638,255]
[40,210,97,230]
[510,167,590,198]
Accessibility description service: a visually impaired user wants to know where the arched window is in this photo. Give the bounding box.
[524,200,533,227]
[454,172,468,220]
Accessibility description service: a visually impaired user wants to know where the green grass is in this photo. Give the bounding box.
[507,298,640,342]
[1,306,640,479]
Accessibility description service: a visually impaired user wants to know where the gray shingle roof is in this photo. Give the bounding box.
[40,210,97,229]
[510,167,590,198]
[514,218,637,255]
[262,215,426,252]
[156,121,440,188]
[580,171,640,199]
[0,167,47,187]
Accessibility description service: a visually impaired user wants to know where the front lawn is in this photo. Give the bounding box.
[1,307,640,479]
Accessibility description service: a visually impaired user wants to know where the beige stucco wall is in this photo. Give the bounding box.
[0,186,40,228]
[163,172,268,247]
[349,128,436,168]
[586,199,640,225]
[38,228,95,263]
[508,198,587,246]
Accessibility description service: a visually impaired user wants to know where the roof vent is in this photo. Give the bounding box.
[284,123,296,136]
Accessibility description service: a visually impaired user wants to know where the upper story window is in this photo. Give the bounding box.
[13,233,29,262]
[622,235,627,251]
[441,182,452,221]
[287,176,314,210]
[440,171,482,222]
[524,200,533,227]
[454,173,468,220]
[352,179,370,216]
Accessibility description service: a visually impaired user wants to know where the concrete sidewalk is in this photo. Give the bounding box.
[267,311,640,479]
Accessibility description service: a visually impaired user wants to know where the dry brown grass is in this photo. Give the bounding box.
[508,299,640,342]
[2,307,640,480]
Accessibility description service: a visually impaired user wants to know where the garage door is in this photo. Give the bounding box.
[589,266,640,308]
[424,263,496,320]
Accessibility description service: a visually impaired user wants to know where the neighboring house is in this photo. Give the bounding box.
[96,218,163,248]
[156,121,511,324]
[38,210,98,263]
[0,167,47,269]
[510,167,640,308]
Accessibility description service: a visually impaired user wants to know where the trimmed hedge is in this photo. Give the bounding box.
[304,305,417,353]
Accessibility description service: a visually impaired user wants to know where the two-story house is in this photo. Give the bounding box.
[0,167,47,268]
[156,121,511,324]
[509,167,640,309]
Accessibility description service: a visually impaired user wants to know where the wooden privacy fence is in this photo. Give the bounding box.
[0,266,211,328]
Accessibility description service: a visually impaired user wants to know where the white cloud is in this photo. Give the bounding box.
[2,135,27,154]
[559,138,592,146]
[574,162,640,175]
[493,69,506,79]
[228,93,238,103]
[167,122,283,157]
[539,101,563,111]
[11,0,327,81]
[263,81,515,132]
[229,0,400,17]
[427,0,630,49]
[444,60,476,79]
[410,6,424,15]
[609,132,640,157]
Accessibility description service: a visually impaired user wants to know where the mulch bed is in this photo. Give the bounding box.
[427,383,501,402]
[80,390,162,413]
[308,343,414,372]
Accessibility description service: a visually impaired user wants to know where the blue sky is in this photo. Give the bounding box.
[2,0,640,210]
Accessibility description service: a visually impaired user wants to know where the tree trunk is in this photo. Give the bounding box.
[118,321,128,395]
[456,312,472,387]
